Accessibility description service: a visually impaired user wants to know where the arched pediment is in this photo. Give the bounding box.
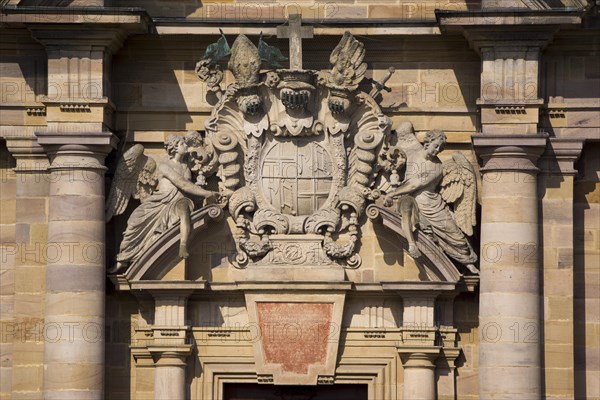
[119,205,223,283]
[366,204,463,283]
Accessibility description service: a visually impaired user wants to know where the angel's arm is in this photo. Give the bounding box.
[383,166,441,207]
[159,163,216,198]
[387,166,440,197]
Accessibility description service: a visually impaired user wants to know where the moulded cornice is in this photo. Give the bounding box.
[36,130,117,150]
[472,133,549,173]
[4,133,50,172]
[540,137,584,176]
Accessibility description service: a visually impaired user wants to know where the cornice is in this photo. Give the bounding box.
[1,5,151,52]
[472,133,549,173]
[540,137,584,176]
[0,5,152,27]
[436,8,584,28]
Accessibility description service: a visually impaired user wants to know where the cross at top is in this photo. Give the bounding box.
[276,14,314,70]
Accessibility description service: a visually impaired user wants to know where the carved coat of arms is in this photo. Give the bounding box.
[194,30,393,269]
[106,24,479,276]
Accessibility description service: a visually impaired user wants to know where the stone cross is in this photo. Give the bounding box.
[276,14,314,70]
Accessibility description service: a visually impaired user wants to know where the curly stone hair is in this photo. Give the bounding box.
[164,134,185,158]
[423,129,447,149]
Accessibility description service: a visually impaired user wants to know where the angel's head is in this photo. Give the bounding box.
[165,135,187,159]
[423,129,447,158]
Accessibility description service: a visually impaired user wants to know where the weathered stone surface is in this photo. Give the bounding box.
[0,7,598,400]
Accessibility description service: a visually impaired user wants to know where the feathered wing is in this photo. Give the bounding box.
[440,152,477,236]
[105,144,158,222]
[328,31,367,90]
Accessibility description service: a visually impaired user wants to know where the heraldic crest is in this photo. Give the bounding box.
[107,19,479,276]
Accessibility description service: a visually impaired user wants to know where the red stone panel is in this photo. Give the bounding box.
[256,302,333,375]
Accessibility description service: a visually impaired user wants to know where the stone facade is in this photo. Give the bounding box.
[0,1,599,400]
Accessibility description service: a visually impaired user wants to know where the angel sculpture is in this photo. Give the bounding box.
[383,123,478,274]
[106,134,218,273]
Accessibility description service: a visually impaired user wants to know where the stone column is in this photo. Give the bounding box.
[398,294,439,400]
[4,134,50,400]
[36,131,116,400]
[398,348,440,400]
[473,134,548,400]
[152,350,190,400]
[149,293,192,400]
[538,138,583,398]
[436,348,461,400]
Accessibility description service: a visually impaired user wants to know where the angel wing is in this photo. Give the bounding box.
[440,152,477,236]
[105,144,158,222]
[328,31,367,90]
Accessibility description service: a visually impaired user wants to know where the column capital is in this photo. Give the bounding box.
[397,346,441,369]
[436,347,461,370]
[463,28,557,55]
[540,138,584,176]
[148,345,193,367]
[436,10,580,46]
[472,133,548,173]
[29,26,129,54]
[36,131,117,150]
[4,134,50,172]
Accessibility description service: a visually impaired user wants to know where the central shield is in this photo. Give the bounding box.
[260,138,334,216]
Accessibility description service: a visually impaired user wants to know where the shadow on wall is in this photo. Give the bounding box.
[104,291,140,400]
[573,143,600,400]
[112,35,196,133]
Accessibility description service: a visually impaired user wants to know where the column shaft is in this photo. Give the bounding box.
[37,132,116,400]
[539,139,583,398]
[5,134,50,399]
[399,348,439,400]
[154,354,187,400]
[473,135,547,400]
[149,292,192,400]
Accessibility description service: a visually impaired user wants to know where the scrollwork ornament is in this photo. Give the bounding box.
[190,29,477,275]
[304,208,340,234]
[195,59,224,100]
[253,208,290,235]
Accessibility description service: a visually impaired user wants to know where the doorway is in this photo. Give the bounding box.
[223,383,368,400]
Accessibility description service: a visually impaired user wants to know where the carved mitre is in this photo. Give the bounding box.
[228,35,263,116]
